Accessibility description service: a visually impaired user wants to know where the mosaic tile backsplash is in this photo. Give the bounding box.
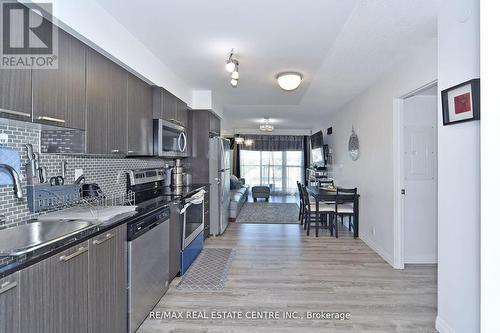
[0,118,166,229]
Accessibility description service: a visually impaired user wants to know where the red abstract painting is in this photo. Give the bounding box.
[454,92,471,114]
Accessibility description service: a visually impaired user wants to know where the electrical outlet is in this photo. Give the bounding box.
[75,168,84,180]
[371,227,376,236]
[0,133,8,145]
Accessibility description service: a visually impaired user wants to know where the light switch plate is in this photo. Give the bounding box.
[0,133,8,145]
[75,168,84,180]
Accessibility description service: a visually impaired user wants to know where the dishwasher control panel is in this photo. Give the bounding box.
[127,207,170,241]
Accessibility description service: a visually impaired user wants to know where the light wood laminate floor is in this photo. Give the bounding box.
[138,223,437,333]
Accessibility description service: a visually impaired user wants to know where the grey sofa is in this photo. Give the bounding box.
[229,178,249,220]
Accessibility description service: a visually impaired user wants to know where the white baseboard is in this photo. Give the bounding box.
[404,256,438,264]
[359,232,395,267]
[435,316,456,333]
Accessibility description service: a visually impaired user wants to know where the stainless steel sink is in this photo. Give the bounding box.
[0,220,95,257]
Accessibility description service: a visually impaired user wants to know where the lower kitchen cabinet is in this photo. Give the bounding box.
[20,241,89,333]
[88,224,127,333]
[0,272,20,333]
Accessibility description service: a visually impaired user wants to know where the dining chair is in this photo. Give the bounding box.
[297,181,304,224]
[330,187,357,238]
[302,185,336,237]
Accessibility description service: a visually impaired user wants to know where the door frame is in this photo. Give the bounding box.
[392,80,437,269]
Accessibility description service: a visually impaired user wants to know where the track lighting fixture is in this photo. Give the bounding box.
[226,49,240,87]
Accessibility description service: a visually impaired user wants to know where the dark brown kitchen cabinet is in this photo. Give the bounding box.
[127,74,153,156]
[0,272,20,333]
[20,242,89,333]
[0,68,32,121]
[32,29,86,129]
[153,86,188,127]
[88,225,127,333]
[86,49,128,154]
[209,112,221,135]
[176,98,188,128]
[153,86,176,123]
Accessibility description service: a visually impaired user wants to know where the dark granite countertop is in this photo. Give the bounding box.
[0,195,173,279]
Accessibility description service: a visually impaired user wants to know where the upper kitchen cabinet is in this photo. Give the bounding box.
[86,49,128,154]
[153,86,188,127]
[209,112,221,135]
[176,98,188,128]
[32,29,86,129]
[0,68,32,121]
[153,87,175,123]
[127,74,153,156]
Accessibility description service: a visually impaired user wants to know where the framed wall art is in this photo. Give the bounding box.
[441,78,480,126]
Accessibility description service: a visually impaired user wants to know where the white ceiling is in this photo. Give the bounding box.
[96,0,437,132]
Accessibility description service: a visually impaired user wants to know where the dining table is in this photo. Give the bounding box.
[306,186,360,238]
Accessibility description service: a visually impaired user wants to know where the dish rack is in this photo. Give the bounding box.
[27,184,136,213]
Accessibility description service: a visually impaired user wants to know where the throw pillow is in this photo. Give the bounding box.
[230,175,241,190]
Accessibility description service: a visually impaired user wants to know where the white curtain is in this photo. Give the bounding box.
[240,150,303,194]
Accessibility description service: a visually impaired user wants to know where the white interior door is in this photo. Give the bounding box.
[402,94,437,264]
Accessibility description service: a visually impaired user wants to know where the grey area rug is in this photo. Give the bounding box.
[176,248,235,291]
[236,202,300,224]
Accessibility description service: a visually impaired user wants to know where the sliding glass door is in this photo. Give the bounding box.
[240,150,303,194]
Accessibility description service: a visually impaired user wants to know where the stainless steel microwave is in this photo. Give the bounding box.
[153,119,188,157]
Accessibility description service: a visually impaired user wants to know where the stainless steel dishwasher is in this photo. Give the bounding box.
[127,206,170,333]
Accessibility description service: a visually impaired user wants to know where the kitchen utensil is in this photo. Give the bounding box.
[25,144,37,178]
[49,176,64,186]
[171,158,184,189]
[33,152,40,169]
[61,160,67,180]
[74,174,85,185]
[38,167,47,183]
[164,166,172,187]
[184,173,192,186]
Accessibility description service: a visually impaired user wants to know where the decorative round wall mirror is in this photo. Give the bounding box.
[348,127,359,161]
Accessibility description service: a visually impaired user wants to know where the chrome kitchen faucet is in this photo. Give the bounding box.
[0,164,23,199]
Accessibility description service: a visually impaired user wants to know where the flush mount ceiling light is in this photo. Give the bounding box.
[259,118,274,132]
[276,72,302,91]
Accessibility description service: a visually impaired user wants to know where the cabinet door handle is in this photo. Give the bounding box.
[0,281,17,294]
[92,233,115,245]
[0,108,31,118]
[59,247,88,262]
[37,116,66,124]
